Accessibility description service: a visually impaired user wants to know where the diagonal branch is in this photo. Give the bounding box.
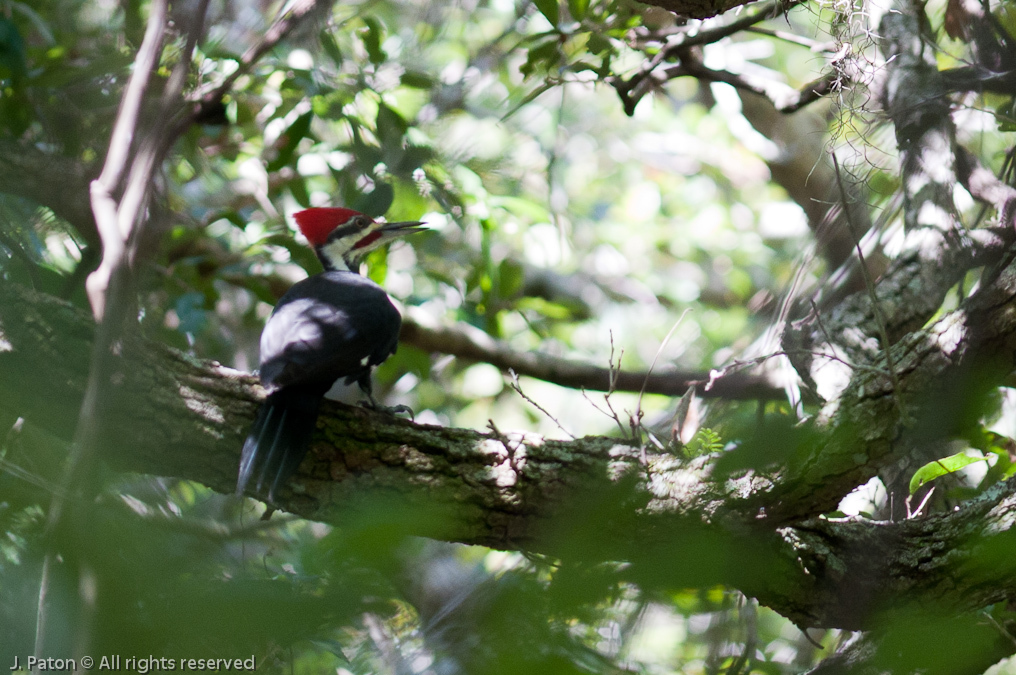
[86,0,170,320]
[399,310,790,401]
[37,0,210,663]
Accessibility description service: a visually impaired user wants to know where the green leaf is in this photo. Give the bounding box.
[0,17,27,81]
[319,30,343,67]
[206,210,247,229]
[396,145,434,174]
[361,16,386,65]
[498,259,525,298]
[909,452,988,495]
[532,0,560,26]
[995,98,1016,131]
[567,0,589,20]
[685,428,723,459]
[503,81,555,120]
[489,195,551,221]
[289,176,311,207]
[267,111,313,172]
[516,297,573,319]
[376,103,408,145]
[587,33,612,54]
[400,70,434,89]
[520,37,561,79]
[352,183,395,218]
[259,233,321,273]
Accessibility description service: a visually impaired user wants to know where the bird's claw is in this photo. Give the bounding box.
[359,398,415,420]
[386,404,415,420]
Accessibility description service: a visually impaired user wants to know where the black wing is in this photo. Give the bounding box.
[258,271,402,392]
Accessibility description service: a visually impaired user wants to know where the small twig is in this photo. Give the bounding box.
[508,369,575,439]
[580,387,614,420]
[800,628,824,650]
[727,597,758,675]
[630,309,692,454]
[982,609,1016,650]
[629,409,647,464]
[487,419,521,474]
[603,332,630,438]
[0,458,70,500]
[809,299,838,351]
[661,59,844,114]
[707,347,892,394]
[831,153,908,422]
[636,309,691,425]
[400,314,790,401]
[906,485,935,519]
[744,26,837,51]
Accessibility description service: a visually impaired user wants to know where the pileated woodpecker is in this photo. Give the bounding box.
[237,207,424,500]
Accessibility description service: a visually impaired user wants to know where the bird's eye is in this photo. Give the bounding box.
[356,216,368,228]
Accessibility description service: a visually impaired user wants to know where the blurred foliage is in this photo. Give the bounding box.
[3,0,1016,673]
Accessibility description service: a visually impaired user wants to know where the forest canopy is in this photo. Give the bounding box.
[4,0,1016,673]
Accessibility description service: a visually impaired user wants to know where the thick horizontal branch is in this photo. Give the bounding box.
[6,279,1016,630]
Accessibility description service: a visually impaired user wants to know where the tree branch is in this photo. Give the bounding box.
[37,0,209,661]
[773,0,1015,524]
[9,275,1016,631]
[400,309,788,400]
[610,0,830,116]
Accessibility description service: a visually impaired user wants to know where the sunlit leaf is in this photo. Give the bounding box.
[909,452,987,494]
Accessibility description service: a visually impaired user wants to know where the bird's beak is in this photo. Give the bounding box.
[377,220,426,243]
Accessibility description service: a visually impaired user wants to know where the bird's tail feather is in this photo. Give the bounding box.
[237,389,324,500]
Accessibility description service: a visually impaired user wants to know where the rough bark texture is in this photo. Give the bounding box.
[5,275,1016,633]
[6,0,1016,661]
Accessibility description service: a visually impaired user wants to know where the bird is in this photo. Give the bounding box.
[237,207,424,501]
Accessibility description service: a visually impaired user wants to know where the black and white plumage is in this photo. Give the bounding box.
[238,207,423,500]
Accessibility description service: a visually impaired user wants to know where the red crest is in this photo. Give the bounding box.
[293,208,365,246]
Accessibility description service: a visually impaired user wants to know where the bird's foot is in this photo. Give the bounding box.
[359,397,415,420]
